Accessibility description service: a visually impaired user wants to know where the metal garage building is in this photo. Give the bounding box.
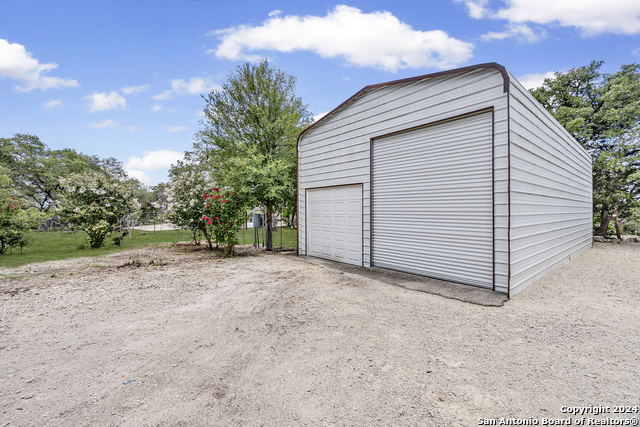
[297,63,592,297]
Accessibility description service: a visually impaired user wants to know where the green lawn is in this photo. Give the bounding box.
[235,227,297,249]
[0,227,298,269]
[0,229,188,269]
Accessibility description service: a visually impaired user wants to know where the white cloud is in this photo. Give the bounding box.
[460,0,640,37]
[86,91,127,112]
[481,23,546,43]
[163,126,188,132]
[121,84,150,95]
[208,5,474,72]
[126,169,152,186]
[119,125,139,134]
[124,150,184,171]
[153,77,220,100]
[151,104,177,113]
[517,71,557,90]
[312,111,329,123]
[43,99,62,110]
[0,39,79,91]
[632,47,640,57]
[88,119,139,133]
[196,110,205,117]
[89,119,119,129]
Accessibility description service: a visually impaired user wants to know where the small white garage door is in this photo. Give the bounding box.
[307,185,362,266]
[372,112,494,288]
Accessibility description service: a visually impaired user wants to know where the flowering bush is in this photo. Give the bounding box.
[164,167,213,245]
[165,167,246,255]
[201,188,245,256]
[57,171,141,248]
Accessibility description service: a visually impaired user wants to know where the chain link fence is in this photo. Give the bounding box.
[36,211,297,252]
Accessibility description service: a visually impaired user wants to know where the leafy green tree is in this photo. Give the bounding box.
[56,170,141,248]
[531,61,640,237]
[195,60,312,250]
[0,169,45,254]
[149,182,169,213]
[0,134,126,212]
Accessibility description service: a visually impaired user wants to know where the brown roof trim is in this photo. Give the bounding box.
[297,62,509,146]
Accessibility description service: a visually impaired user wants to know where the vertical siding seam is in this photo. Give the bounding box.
[369,137,374,267]
[507,92,512,299]
[492,108,496,292]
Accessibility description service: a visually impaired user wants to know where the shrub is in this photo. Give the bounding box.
[165,168,247,255]
[201,189,245,256]
[0,199,46,254]
[57,171,140,248]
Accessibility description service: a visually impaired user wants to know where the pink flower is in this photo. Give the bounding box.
[215,217,219,220]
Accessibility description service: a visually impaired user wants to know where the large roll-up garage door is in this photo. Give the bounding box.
[307,185,362,266]
[372,112,493,288]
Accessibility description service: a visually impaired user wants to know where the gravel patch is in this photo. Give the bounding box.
[0,242,638,426]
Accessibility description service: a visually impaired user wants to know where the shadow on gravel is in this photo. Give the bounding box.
[298,256,508,307]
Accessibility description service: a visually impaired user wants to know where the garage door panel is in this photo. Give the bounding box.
[372,112,493,288]
[348,217,360,227]
[307,185,363,266]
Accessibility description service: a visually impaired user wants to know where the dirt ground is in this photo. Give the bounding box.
[0,243,639,427]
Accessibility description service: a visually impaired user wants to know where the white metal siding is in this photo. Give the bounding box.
[371,112,494,287]
[508,73,593,295]
[306,185,362,266]
[298,68,510,292]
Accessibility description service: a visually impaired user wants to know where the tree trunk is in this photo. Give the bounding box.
[597,206,612,236]
[614,209,622,240]
[201,225,213,250]
[265,208,273,251]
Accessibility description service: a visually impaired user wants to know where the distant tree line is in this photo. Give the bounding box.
[0,134,167,250]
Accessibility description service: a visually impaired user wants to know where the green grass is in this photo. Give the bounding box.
[234,227,297,249]
[0,227,298,269]
[0,229,188,269]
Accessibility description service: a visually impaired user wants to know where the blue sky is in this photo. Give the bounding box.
[1,0,639,185]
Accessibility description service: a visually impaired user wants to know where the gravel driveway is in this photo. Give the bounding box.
[1,243,639,426]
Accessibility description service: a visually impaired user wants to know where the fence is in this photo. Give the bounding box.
[235,226,297,251]
[39,217,70,232]
[37,212,297,252]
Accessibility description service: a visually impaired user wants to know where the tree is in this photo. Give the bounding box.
[0,167,45,254]
[195,60,312,250]
[56,170,141,248]
[0,134,125,212]
[165,160,217,248]
[530,61,640,237]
